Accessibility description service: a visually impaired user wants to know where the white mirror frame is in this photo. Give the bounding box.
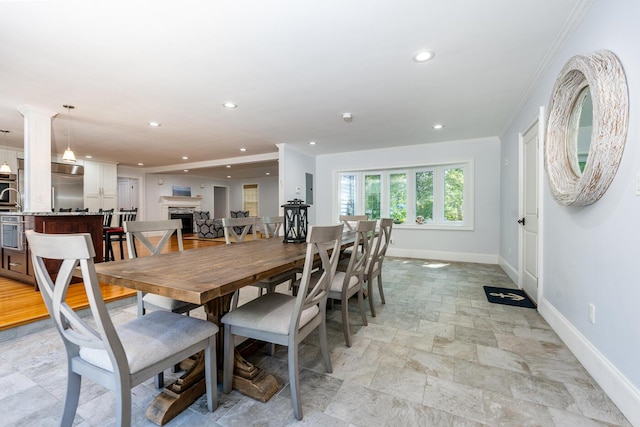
[545,50,629,206]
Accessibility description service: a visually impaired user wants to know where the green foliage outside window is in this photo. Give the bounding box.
[364,174,381,219]
[389,173,407,223]
[415,171,434,221]
[444,167,464,221]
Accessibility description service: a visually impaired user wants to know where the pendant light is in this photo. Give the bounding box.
[62,104,77,163]
[0,130,12,174]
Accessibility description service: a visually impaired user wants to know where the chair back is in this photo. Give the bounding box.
[117,208,138,227]
[124,219,183,258]
[101,208,115,228]
[339,215,368,231]
[75,208,89,212]
[343,220,377,282]
[292,224,343,335]
[25,230,128,375]
[222,217,257,244]
[59,207,72,212]
[261,216,284,239]
[369,218,393,276]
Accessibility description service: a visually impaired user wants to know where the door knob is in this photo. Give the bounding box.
[517,217,525,226]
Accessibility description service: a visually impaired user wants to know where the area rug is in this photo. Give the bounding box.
[483,286,536,309]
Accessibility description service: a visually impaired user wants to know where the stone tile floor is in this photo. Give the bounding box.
[0,258,631,426]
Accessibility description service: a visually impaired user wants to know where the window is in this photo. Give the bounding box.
[337,162,472,229]
[243,184,259,216]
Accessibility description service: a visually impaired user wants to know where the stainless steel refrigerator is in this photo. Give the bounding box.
[18,160,84,211]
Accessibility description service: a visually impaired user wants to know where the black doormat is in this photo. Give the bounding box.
[483,286,536,309]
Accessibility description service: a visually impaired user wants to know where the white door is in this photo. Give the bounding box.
[521,122,539,302]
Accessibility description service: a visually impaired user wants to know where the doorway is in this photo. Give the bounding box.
[213,186,228,218]
[519,109,543,303]
[117,177,139,211]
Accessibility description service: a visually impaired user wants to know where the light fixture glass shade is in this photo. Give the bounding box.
[0,162,11,173]
[62,148,76,163]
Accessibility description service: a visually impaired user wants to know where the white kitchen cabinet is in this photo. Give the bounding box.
[84,160,117,212]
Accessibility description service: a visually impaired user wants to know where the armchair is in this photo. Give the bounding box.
[193,211,224,238]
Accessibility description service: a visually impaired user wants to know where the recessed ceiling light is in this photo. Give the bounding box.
[137,162,144,166]
[183,169,189,172]
[182,156,189,160]
[226,165,231,168]
[309,141,316,145]
[266,172,271,175]
[223,102,237,109]
[433,124,444,130]
[240,148,247,152]
[413,50,435,63]
[227,175,231,179]
[148,121,161,127]
[85,155,92,159]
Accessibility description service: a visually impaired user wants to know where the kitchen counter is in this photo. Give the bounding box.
[0,211,103,216]
[0,212,105,287]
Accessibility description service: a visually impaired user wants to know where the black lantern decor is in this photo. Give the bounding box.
[282,198,309,243]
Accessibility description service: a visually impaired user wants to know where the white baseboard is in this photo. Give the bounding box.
[498,256,519,285]
[386,248,498,265]
[539,298,640,426]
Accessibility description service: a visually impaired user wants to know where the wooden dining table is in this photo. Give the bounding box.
[90,231,356,425]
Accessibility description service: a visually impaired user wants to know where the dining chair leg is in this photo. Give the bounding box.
[222,325,234,394]
[341,297,352,347]
[318,318,332,373]
[115,380,132,427]
[61,369,81,427]
[288,345,303,420]
[377,274,386,304]
[357,288,368,326]
[368,279,377,317]
[205,339,217,411]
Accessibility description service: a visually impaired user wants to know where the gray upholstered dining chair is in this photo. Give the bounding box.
[328,219,376,347]
[125,219,202,387]
[365,218,393,317]
[25,230,218,427]
[221,224,343,420]
[222,216,257,244]
[339,214,368,231]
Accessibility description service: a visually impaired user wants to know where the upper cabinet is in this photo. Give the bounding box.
[84,160,117,212]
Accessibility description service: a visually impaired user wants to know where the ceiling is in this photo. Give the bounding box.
[0,1,590,179]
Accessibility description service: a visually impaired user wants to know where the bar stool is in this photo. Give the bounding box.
[104,208,137,261]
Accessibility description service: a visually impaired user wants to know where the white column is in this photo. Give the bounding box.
[18,105,57,212]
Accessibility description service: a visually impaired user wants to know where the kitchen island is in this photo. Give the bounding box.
[0,212,104,287]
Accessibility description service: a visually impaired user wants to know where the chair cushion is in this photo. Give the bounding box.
[79,310,218,374]
[143,294,194,311]
[329,271,359,292]
[105,227,124,234]
[230,210,250,218]
[221,292,319,335]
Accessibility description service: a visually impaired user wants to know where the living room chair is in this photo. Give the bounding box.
[221,224,343,420]
[26,230,218,427]
[328,219,376,347]
[365,218,393,317]
[193,211,224,238]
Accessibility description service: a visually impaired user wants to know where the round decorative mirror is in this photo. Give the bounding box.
[545,50,628,206]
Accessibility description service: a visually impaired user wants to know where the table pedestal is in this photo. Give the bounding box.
[145,293,278,425]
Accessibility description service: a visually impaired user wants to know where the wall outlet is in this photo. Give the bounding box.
[588,303,596,324]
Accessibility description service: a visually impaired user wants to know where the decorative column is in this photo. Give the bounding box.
[18,105,57,212]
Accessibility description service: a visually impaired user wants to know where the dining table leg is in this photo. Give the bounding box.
[145,293,278,425]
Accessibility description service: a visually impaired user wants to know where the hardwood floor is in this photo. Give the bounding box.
[0,234,224,331]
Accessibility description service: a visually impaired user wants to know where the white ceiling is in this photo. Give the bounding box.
[0,0,590,179]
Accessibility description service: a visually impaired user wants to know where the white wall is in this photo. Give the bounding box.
[227,176,279,216]
[316,137,501,263]
[279,144,316,224]
[500,0,640,423]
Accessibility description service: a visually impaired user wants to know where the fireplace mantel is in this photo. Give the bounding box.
[159,196,202,218]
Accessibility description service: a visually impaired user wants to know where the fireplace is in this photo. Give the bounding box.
[159,196,202,235]
[169,209,194,234]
